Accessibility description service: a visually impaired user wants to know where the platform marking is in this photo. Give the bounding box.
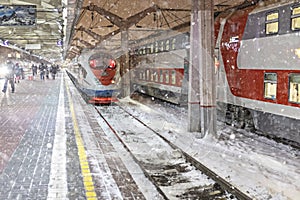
[47,74,68,199]
[65,78,97,200]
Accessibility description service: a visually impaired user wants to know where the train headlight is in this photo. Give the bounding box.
[109,59,116,69]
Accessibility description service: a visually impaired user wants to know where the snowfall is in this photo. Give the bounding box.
[98,95,300,200]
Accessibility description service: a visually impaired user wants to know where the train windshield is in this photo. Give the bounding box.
[88,54,112,69]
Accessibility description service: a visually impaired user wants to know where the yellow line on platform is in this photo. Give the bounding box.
[65,79,97,200]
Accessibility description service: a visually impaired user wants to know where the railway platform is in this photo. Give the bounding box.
[0,71,157,200]
[0,70,299,200]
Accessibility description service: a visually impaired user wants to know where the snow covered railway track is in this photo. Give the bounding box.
[95,104,252,200]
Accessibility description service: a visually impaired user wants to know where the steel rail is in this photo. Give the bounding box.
[115,103,253,200]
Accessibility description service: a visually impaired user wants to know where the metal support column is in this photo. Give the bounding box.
[120,29,130,97]
[188,0,216,137]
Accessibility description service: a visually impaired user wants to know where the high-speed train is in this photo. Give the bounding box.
[130,1,300,145]
[66,49,121,104]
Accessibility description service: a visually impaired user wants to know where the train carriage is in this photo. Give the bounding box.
[130,1,300,146]
[215,1,300,144]
[131,33,189,104]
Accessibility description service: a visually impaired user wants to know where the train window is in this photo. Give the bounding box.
[88,54,112,69]
[266,11,279,35]
[143,47,146,55]
[172,38,176,50]
[160,41,164,52]
[165,70,169,84]
[160,69,163,82]
[166,40,170,51]
[137,69,142,80]
[150,44,154,54]
[141,70,145,80]
[139,47,143,55]
[183,34,190,49]
[291,6,300,30]
[154,70,158,82]
[171,70,176,84]
[150,70,154,81]
[289,74,300,103]
[155,42,159,53]
[264,73,277,99]
[146,69,150,80]
[149,45,153,54]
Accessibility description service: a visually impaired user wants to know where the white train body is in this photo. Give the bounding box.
[67,49,121,104]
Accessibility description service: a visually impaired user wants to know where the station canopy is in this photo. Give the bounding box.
[0,0,254,63]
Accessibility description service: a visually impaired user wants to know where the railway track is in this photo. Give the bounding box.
[95,103,253,200]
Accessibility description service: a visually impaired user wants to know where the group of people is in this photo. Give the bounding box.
[2,62,24,93]
[31,63,58,80]
[2,61,59,94]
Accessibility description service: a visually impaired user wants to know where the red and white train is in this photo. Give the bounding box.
[66,49,121,104]
[130,1,300,145]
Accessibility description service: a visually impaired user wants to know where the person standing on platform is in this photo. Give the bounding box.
[39,63,46,80]
[32,64,37,77]
[2,61,15,93]
[14,63,21,83]
[45,65,50,79]
[50,64,57,79]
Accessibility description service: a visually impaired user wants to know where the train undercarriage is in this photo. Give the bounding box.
[218,102,300,148]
